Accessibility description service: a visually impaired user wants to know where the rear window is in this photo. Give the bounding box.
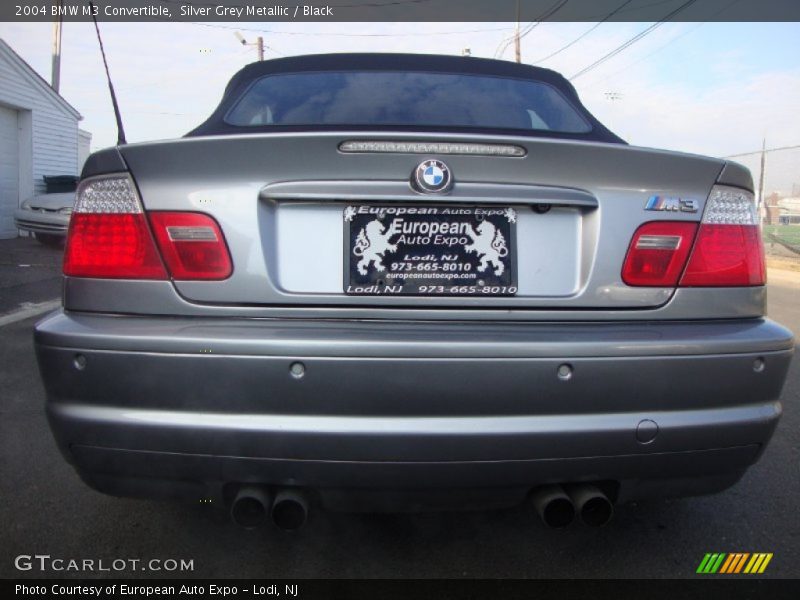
[225,71,592,134]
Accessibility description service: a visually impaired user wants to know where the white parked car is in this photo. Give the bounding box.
[15,175,78,246]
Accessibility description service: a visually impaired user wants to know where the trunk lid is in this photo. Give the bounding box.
[119,132,724,310]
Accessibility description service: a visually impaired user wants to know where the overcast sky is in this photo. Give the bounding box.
[1,20,798,192]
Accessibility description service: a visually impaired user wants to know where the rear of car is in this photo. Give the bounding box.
[34,54,794,528]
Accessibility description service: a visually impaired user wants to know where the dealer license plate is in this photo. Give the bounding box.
[344,205,517,296]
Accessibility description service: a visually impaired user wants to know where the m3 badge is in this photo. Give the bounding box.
[645,195,699,213]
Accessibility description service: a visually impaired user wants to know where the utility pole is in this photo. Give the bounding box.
[51,0,63,92]
[235,32,265,61]
[514,0,521,63]
[757,137,767,220]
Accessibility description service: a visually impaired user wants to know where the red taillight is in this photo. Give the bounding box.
[65,175,232,281]
[680,224,765,286]
[621,221,698,287]
[623,185,765,288]
[64,214,167,279]
[148,212,232,280]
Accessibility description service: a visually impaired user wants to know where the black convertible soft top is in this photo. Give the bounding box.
[187,53,625,144]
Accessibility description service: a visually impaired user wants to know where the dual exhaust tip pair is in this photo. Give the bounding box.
[531,483,614,528]
[231,483,613,530]
[230,486,309,531]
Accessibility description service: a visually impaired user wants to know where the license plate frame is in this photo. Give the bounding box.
[343,205,518,296]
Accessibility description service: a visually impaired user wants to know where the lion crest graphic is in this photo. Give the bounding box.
[465,221,509,276]
[352,219,400,275]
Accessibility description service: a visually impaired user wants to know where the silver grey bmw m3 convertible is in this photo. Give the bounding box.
[34,53,794,530]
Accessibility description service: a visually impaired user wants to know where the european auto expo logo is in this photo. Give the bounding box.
[696,552,773,574]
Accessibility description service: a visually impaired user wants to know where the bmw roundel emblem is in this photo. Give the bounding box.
[413,159,452,193]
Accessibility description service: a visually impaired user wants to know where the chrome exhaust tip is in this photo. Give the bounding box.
[564,483,614,527]
[230,486,271,529]
[531,484,575,528]
[271,489,309,531]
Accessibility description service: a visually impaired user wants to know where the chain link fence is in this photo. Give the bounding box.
[729,147,800,264]
[764,225,800,257]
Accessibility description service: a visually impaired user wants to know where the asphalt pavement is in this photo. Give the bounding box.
[1,237,798,579]
[0,236,62,316]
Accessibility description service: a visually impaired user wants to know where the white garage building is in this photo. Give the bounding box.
[0,38,90,239]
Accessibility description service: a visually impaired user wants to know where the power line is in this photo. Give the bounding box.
[723,145,800,159]
[579,0,744,90]
[187,20,511,38]
[156,0,436,9]
[494,22,534,59]
[494,0,570,59]
[115,47,253,91]
[125,110,205,116]
[569,21,669,79]
[531,0,635,65]
[499,0,569,56]
[579,22,703,89]
[569,0,698,80]
[310,0,433,8]
[495,1,569,59]
[320,0,435,6]
[588,0,691,18]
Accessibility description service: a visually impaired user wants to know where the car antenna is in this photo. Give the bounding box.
[88,1,126,145]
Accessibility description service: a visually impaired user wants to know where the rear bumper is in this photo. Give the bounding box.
[14,208,69,235]
[35,311,794,509]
